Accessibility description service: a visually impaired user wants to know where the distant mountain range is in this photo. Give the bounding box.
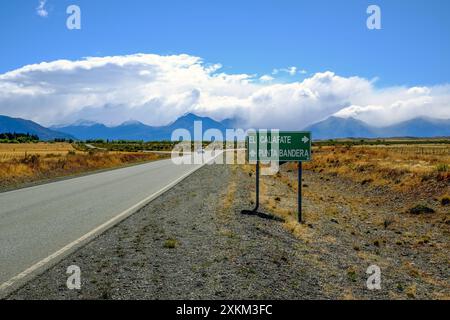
[0,115,75,141]
[1,113,449,141]
[51,113,232,141]
[305,116,450,139]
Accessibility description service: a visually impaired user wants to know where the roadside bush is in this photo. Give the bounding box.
[408,204,435,215]
[21,154,40,167]
[436,171,450,182]
[380,167,408,180]
[440,195,450,206]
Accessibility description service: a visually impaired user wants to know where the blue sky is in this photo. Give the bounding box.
[1,0,449,87]
[0,1,449,128]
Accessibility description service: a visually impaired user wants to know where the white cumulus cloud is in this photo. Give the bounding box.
[0,53,449,129]
[259,75,274,82]
[272,66,298,76]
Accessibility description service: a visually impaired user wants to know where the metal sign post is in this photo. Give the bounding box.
[298,161,302,223]
[243,134,261,214]
[254,160,260,212]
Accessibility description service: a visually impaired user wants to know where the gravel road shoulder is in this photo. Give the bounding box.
[8,163,323,300]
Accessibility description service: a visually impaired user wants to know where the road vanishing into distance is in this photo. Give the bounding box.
[0,151,221,294]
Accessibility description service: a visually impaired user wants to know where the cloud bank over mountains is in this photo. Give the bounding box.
[0,53,449,129]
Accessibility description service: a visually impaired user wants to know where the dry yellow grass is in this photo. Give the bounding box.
[302,144,450,192]
[269,146,449,245]
[243,145,449,231]
[240,145,450,299]
[0,143,168,190]
[244,144,449,236]
[221,165,238,216]
[0,143,78,162]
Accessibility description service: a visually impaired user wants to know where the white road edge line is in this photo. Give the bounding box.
[0,151,223,297]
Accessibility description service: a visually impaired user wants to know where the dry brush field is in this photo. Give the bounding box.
[240,144,449,299]
[305,144,450,193]
[0,143,169,191]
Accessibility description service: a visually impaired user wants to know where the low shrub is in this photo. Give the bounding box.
[408,204,435,215]
[440,195,450,206]
[164,238,178,249]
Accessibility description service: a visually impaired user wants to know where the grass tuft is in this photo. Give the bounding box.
[163,238,179,249]
[436,163,448,172]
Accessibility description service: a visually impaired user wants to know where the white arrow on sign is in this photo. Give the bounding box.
[302,136,309,144]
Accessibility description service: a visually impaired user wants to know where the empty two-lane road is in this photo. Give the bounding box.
[0,152,220,293]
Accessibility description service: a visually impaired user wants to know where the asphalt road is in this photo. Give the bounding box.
[0,152,220,294]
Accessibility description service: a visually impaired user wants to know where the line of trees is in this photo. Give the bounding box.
[0,133,77,143]
[0,132,40,143]
[54,138,75,143]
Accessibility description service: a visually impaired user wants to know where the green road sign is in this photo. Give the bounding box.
[246,131,312,162]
